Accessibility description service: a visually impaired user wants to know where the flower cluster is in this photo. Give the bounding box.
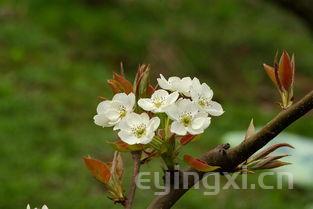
[94,73,223,145]
[27,204,48,209]
[85,52,296,206]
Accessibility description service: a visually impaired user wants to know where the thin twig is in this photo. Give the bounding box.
[125,151,142,209]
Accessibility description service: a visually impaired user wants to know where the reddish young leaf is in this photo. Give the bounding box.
[184,154,220,172]
[107,79,123,94]
[133,65,146,93]
[263,51,295,109]
[83,157,111,184]
[279,51,294,91]
[134,64,150,98]
[180,134,196,145]
[109,140,143,152]
[147,84,156,97]
[249,143,294,162]
[255,160,291,170]
[290,54,295,87]
[263,63,278,88]
[113,72,133,93]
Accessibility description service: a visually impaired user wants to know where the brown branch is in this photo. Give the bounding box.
[148,90,313,209]
[125,151,141,209]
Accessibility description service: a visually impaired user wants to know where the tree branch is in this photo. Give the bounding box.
[125,151,141,209]
[148,90,313,209]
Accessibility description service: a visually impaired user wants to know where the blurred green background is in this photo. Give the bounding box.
[0,0,312,208]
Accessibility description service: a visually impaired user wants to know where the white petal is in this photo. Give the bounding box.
[192,117,211,130]
[191,117,207,130]
[181,77,192,88]
[192,77,201,87]
[117,118,131,131]
[166,91,179,105]
[170,121,187,135]
[168,76,181,91]
[203,117,211,129]
[140,134,154,144]
[176,77,192,96]
[113,117,129,131]
[157,74,171,90]
[206,101,224,116]
[27,204,31,209]
[93,114,112,127]
[126,92,136,110]
[138,98,154,111]
[151,89,169,99]
[140,112,150,124]
[118,131,138,145]
[42,205,48,209]
[113,93,134,111]
[176,98,190,109]
[96,101,111,113]
[190,90,199,101]
[165,104,179,120]
[187,127,204,135]
[105,110,120,121]
[125,113,141,126]
[148,117,160,132]
[201,83,213,100]
[111,92,125,101]
[196,111,209,117]
[183,100,199,116]
[168,76,181,83]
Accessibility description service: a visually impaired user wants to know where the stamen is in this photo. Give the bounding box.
[198,97,209,108]
[132,124,147,138]
[153,96,165,108]
[119,105,127,118]
[180,112,192,127]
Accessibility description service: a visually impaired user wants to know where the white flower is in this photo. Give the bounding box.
[157,74,192,96]
[27,204,48,209]
[166,99,211,135]
[117,112,160,145]
[190,78,224,116]
[137,89,179,113]
[157,74,180,91]
[93,92,135,129]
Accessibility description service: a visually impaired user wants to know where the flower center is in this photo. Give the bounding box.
[153,97,165,108]
[198,97,208,108]
[119,105,127,118]
[132,124,147,138]
[180,113,192,127]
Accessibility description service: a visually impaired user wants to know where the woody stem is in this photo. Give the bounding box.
[125,151,141,209]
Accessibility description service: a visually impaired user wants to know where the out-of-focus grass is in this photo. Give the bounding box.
[0,0,312,209]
